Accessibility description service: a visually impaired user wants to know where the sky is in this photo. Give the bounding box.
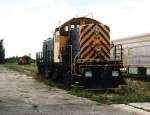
[0,0,150,58]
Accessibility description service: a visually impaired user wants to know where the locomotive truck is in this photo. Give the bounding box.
[36,17,125,88]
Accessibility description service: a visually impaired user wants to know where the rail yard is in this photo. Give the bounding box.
[1,0,150,114]
[0,16,150,114]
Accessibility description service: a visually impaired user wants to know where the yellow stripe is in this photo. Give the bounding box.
[80,26,96,46]
[81,36,109,60]
[100,24,110,35]
[84,49,95,60]
[81,47,91,59]
[98,27,110,44]
[93,54,102,62]
[80,37,93,54]
[101,47,110,61]
[98,35,109,50]
[82,53,98,63]
[93,39,109,61]
[101,45,109,56]
[92,53,97,60]
[80,24,93,38]
[82,59,88,63]
[80,24,110,62]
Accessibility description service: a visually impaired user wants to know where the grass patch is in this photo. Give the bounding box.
[70,79,150,104]
[0,63,37,75]
[1,63,150,104]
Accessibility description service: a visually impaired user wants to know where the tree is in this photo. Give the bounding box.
[0,39,5,63]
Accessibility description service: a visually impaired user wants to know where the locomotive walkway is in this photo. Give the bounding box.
[0,67,149,115]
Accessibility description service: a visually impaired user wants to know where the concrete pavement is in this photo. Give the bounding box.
[0,67,149,115]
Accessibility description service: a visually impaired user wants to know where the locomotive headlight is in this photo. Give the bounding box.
[120,68,127,72]
[85,71,92,77]
[112,71,119,77]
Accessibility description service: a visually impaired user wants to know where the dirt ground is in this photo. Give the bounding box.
[0,67,149,115]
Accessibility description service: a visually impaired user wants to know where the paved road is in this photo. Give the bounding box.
[0,67,149,115]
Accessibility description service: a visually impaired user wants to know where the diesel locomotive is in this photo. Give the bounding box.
[36,17,125,88]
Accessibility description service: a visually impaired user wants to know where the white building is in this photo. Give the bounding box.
[113,33,150,76]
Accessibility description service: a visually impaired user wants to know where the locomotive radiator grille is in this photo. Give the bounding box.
[79,24,110,63]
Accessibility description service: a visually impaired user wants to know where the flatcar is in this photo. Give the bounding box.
[36,17,125,88]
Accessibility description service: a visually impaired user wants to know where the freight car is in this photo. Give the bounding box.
[113,34,150,79]
[36,17,125,88]
[18,55,30,65]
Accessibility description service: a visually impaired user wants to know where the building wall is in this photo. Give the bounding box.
[113,33,150,76]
